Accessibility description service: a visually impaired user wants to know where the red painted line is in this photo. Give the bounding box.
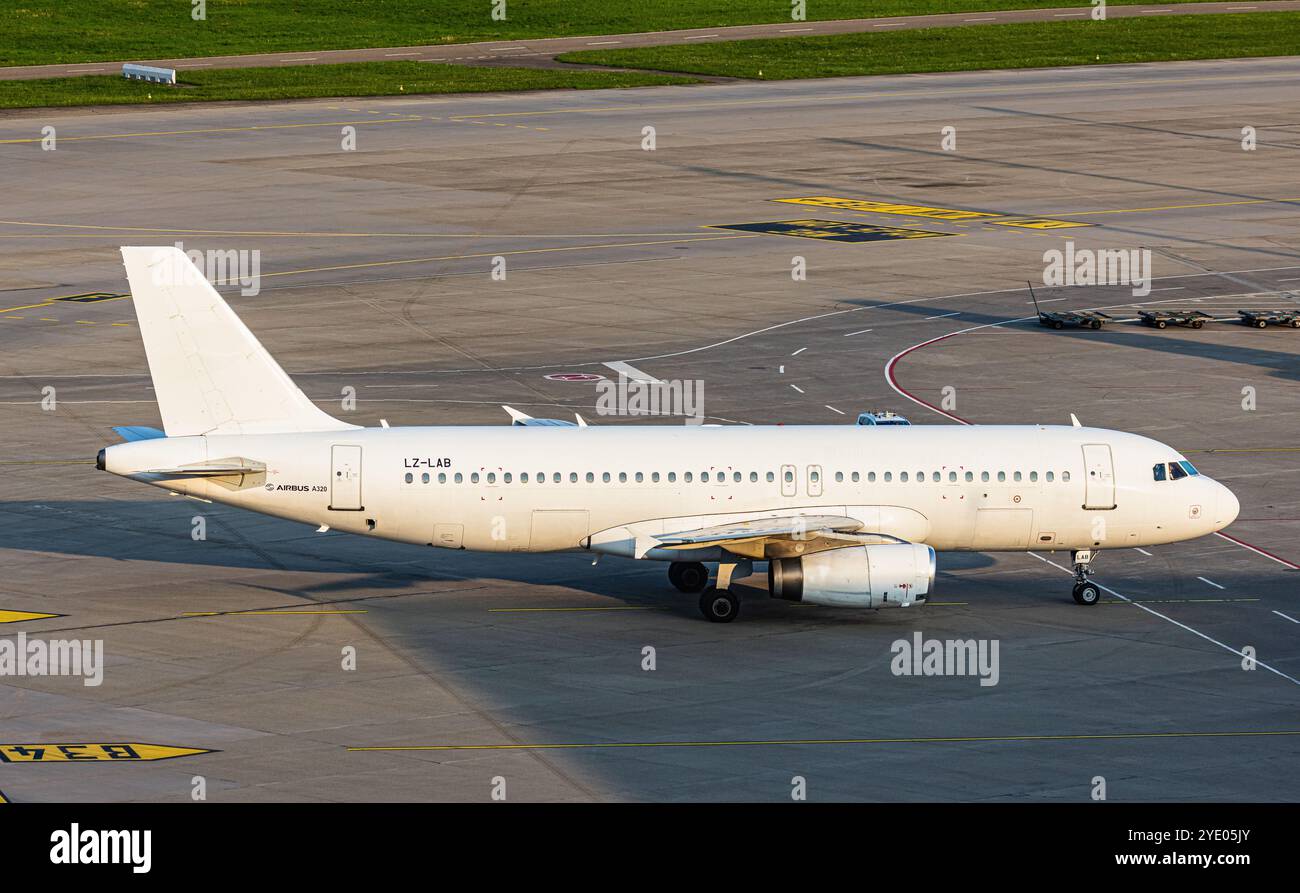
[883,332,971,425]
[1214,531,1300,570]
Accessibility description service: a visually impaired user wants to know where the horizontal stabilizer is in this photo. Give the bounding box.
[143,458,266,477]
[113,425,166,443]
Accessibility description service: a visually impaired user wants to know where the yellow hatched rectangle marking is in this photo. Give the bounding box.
[989,218,1094,229]
[0,743,214,762]
[774,196,1002,221]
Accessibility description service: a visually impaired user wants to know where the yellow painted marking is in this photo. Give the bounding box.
[1184,447,1300,453]
[181,610,368,616]
[0,790,8,803]
[252,234,760,280]
[0,291,128,316]
[1051,197,1300,217]
[0,743,214,762]
[110,322,131,327]
[74,320,95,325]
[0,117,423,145]
[0,459,87,466]
[989,218,1094,229]
[0,610,61,624]
[0,220,711,239]
[349,729,1300,753]
[4,316,21,320]
[488,606,656,613]
[774,196,1000,221]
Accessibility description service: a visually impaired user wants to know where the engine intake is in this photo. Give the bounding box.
[769,543,935,608]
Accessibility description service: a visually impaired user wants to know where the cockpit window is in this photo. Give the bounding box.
[1152,463,1166,482]
[1178,460,1199,476]
[1168,461,1188,480]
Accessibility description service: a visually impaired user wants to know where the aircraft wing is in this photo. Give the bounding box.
[502,405,580,427]
[653,515,903,559]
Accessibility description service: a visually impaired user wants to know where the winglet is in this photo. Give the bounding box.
[502,405,533,426]
[1070,413,1082,428]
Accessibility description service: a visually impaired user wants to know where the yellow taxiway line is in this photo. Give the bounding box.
[349,729,1300,752]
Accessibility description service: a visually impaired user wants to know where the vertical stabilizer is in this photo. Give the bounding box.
[120,247,357,436]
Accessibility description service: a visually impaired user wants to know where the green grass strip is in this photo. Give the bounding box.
[0,62,697,110]
[559,12,1300,79]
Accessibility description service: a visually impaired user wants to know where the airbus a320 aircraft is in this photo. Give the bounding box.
[98,248,1240,622]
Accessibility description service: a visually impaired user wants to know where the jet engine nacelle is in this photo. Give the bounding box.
[768,543,935,608]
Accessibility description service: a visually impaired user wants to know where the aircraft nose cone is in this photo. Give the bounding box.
[1217,484,1240,528]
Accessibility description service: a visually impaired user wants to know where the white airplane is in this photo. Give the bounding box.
[98,247,1240,622]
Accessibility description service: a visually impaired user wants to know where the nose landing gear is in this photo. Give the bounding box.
[1070,549,1101,605]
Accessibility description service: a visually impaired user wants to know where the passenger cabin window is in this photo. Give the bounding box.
[422,473,430,484]
[852,472,860,483]
[404,473,413,484]
[766,472,775,483]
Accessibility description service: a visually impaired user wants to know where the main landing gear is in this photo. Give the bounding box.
[668,561,709,594]
[1070,549,1101,606]
[672,559,752,622]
